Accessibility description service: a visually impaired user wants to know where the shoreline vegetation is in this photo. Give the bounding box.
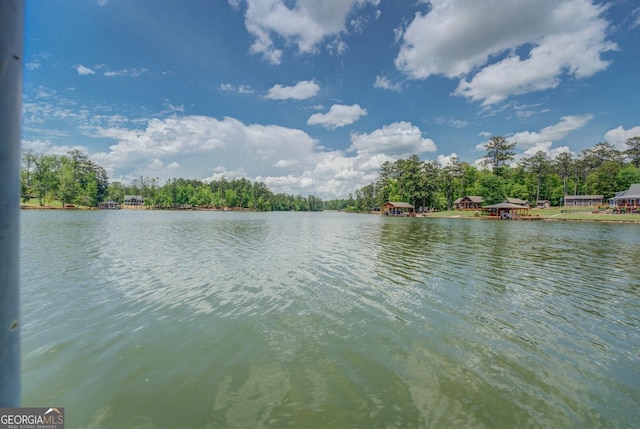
[20,200,640,223]
[21,136,640,218]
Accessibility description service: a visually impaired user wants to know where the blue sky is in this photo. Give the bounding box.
[23,0,640,198]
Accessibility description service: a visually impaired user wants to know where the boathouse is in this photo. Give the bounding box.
[609,184,640,212]
[381,202,415,217]
[98,200,120,209]
[563,195,603,207]
[483,202,531,220]
[453,196,484,210]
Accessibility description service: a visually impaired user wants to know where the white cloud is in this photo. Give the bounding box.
[75,65,95,75]
[163,101,185,113]
[89,114,426,198]
[266,80,320,100]
[373,75,402,92]
[473,115,590,165]
[104,68,147,78]
[327,39,348,55]
[92,115,322,191]
[236,0,379,63]
[510,114,593,150]
[149,159,164,169]
[21,138,89,156]
[228,0,241,11]
[220,83,255,94]
[604,125,640,150]
[449,119,468,129]
[349,121,437,156]
[274,159,299,168]
[395,0,616,105]
[307,104,367,129]
[92,127,141,141]
[437,153,458,168]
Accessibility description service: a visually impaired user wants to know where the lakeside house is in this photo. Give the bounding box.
[609,184,640,212]
[563,195,603,207]
[381,202,415,217]
[536,200,551,209]
[98,200,120,209]
[123,195,144,206]
[453,196,484,210]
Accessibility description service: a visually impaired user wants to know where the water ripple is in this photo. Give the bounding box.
[20,211,640,428]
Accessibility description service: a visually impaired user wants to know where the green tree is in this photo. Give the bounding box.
[441,156,463,210]
[29,153,60,206]
[468,170,506,205]
[57,161,78,206]
[483,136,516,176]
[625,136,640,167]
[554,152,573,197]
[107,181,125,202]
[521,151,552,203]
[421,161,441,210]
[587,161,621,198]
[616,165,640,191]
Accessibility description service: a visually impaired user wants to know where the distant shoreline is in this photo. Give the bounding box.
[20,204,640,223]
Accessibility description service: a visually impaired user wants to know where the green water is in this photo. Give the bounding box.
[19,211,640,428]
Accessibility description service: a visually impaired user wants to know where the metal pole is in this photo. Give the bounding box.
[0,0,24,407]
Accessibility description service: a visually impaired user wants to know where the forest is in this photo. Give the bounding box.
[20,136,640,212]
[345,136,640,212]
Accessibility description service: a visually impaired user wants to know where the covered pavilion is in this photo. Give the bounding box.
[482,202,531,220]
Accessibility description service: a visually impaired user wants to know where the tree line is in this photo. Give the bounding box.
[21,136,640,212]
[341,136,640,212]
[22,149,109,207]
[21,150,324,211]
[106,176,324,211]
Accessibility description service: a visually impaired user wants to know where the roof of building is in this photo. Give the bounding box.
[564,195,603,200]
[454,196,483,203]
[504,198,529,205]
[484,202,530,209]
[383,202,415,208]
[124,195,143,200]
[611,184,640,199]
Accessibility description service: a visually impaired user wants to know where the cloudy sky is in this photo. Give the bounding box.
[23,0,640,198]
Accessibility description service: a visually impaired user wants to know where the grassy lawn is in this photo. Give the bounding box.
[421,207,640,222]
[20,197,63,208]
[20,198,91,209]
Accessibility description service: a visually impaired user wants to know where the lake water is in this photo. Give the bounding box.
[19,210,640,428]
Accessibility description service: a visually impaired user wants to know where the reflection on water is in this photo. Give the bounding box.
[20,211,640,428]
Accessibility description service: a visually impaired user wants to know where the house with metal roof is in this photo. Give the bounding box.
[453,196,484,210]
[609,184,640,212]
[381,202,415,217]
[504,197,529,207]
